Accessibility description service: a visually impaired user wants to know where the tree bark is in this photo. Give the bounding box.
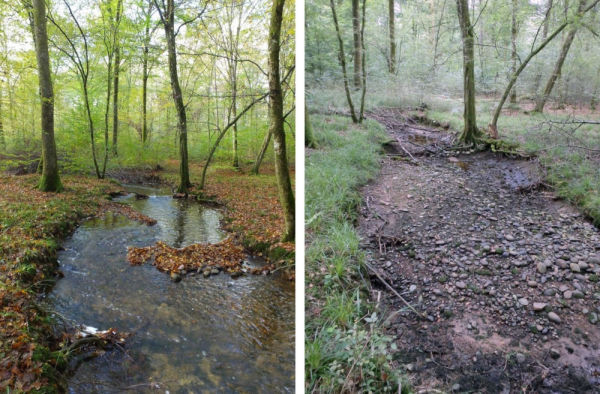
[510,0,518,104]
[456,0,480,144]
[269,0,294,242]
[156,0,191,193]
[533,0,553,95]
[352,0,362,88]
[112,44,120,153]
[305,107,315,148]
[33,0,62,192]
[251,129,271,175]
[388,0,396,73]
[330,0,358,122]
[142,0,152,144]
[534,0,587,113]
[0,84,4,148]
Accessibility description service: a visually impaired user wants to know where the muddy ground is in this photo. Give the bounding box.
[359,108,600,393]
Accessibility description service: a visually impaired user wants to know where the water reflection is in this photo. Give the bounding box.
[49,186,294,393]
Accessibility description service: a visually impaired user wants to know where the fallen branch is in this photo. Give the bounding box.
[365,262,426,319]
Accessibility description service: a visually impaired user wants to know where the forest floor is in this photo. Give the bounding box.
[0,162,293,391]
[359,108,600,393]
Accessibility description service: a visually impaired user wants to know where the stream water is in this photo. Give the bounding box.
[48,185,294,393]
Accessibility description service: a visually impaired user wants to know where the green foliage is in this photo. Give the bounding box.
[306,114,408,393]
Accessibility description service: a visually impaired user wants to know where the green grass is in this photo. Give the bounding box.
[309,82,600,226]
[305,114,410,393]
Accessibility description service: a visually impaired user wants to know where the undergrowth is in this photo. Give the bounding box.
[305,114,410,393]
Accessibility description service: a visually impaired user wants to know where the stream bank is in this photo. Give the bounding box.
[360,108,600,392]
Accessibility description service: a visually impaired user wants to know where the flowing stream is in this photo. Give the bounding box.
[48,185,294,393]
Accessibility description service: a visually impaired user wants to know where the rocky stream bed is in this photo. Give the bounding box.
[359,109,600,393]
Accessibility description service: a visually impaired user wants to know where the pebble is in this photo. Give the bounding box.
[570,263,581,273]
[547,312,561,324]
[518,298,529,306]
[550,348,560,359]
[456,281,466,289]
[170,272,182,282]
[533,302,546,312]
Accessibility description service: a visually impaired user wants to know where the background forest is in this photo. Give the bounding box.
[306,0,600,392]
[0,0,295,177]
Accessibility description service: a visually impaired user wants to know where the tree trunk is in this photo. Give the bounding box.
[388,0,396,73]
[533,0,553,95]
[305,107,315,148]
[112,43,120,154]
[33,0,62,192]
[251,129,271,175]
[510,0,518,104]
[231,67,239,168]
[161,0,191,193]
[112,0,122,155]
[102,55,112,178]
[330,0,358,122]
[0,84,4,148]
[535,0,586,113]
[352,0,362,88]
[269,0,294,242]
[456,0,480,144]
[142,0,152,144]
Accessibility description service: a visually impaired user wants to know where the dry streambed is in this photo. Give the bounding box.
[360,109,600,393]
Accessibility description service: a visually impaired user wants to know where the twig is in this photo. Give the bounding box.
[365,262,426,319]
[395,138,418,163]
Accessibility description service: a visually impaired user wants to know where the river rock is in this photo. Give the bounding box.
[570,263,581,273]
[547,312,561,324]
[518,298,529,306]
[170,272,182,282]
[550,348,560,359]
[537,262,547,274]
[203,269,212,278]
[533,302,546,312]
[456,281,466,289]
[210,268,220,275]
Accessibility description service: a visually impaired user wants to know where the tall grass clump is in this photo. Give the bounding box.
[305,114,410,393]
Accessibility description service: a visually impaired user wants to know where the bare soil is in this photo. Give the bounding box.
[360,108,600,393]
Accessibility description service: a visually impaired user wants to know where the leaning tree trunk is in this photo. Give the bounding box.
[388,0,396,74]
[162,0,191,193]
[33,0,62,192]
[456,0,480,144]
[489,0,600,132]
[352,0,362,89]
[510,0,518,104]
[269,0,294,242]
[535,0,586,113]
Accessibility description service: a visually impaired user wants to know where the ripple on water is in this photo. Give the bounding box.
[49,186,294,393]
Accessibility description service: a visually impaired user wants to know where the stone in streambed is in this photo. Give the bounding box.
[170,272,182,282]
[533,302,547,312]
[547,312,561,324]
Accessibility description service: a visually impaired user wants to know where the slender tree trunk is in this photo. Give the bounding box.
[0,85,4,148]
[112,0,122,155]
[352,0,362,88]
[432,0,447,73]
[112,44,120,154]
[142,0,152,144]
[388,0,396,73]
[535,0,586,113]
[200,95,265,188]
[102,56,112,178]
[33,0,62,192]
[305,107,315,148]
[533,0,553,95]
[231,67,239,168]
[269,0,294,242]
[330,0,358,122]
[510,0,518,104]
[160,0,191,193]
[251,129,271,175]
[456,0,480,144]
